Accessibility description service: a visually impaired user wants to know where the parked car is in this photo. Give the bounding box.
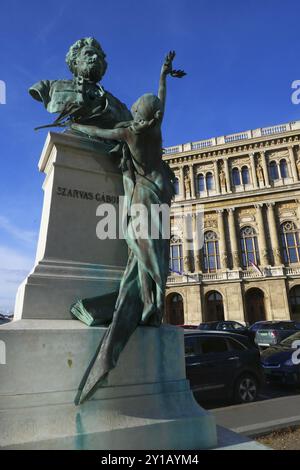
[184,330,264,404]
[255,321,300,348]
[260,331,300,385]
[198,321,254,342]
[0,314,12,325]
[248,321,273,341]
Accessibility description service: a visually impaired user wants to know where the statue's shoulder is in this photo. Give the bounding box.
[29,78,73,101]
[105,90,126,107]
[104,89,132,119]
[29,79,78,113]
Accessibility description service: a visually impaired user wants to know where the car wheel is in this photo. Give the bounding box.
[233,374,258,404]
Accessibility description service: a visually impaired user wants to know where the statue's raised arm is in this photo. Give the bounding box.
[158,50,186,117]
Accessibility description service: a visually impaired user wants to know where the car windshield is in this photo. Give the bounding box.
[280,331,300,347]
[249,322,266,331]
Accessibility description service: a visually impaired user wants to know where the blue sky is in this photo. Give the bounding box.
[1,0,300,310]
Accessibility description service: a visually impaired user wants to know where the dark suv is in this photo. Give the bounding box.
[184,330,264,404]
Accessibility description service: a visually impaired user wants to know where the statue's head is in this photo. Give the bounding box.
[66,37,108,83]
[131,94,163,122]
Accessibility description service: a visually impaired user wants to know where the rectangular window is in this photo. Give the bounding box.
[200,338,228,354]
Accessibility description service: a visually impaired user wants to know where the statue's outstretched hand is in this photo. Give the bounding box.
[162,51,186,78]
[162,50,176,75]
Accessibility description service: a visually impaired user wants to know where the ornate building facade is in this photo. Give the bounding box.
[164,121,300,326]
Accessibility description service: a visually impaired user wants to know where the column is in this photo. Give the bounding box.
[182,214,192,272]
[193,212,202,272]
[288,146,299,182]
[179,166,185,199]
[223,158,232,193]
[255,203,269,266]
[260,151,271,187]
[189,164,196,198]
[214,160,221,194]
[227,208,240,269]
[267,202,282,266]
[249,153,259,188]
[217,209,228,269]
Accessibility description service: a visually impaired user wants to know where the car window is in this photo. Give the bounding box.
[200,337,228,354]
[216,322,231,331]
[258,323,292,330]
[232,322,244,330]
[184,336,201,356]
[198,324,210,330]
[277,322,296,330]
[198,323,217,330]
[280,331,300,347]
[249,322,265,331]
[227,338,246,351]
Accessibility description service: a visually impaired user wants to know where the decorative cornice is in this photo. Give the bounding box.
[166,133,300,167]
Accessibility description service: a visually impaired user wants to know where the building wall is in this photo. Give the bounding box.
[164,121,300,325]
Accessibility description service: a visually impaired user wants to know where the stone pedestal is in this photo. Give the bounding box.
[7,132,220,451]
[0,322,217,450]
[14,132,127,320]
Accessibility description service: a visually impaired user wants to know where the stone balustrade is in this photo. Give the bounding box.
[164,120,300,155]
[167,266,300,284]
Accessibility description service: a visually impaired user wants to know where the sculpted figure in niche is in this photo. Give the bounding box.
[296,158,300,178]
[184,169,192,197]
[219,169,227,191]
[256,162,265,185]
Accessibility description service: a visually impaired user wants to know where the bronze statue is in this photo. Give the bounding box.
[29,37,132,133]
[70,51,185,403]
[29,38,185,404]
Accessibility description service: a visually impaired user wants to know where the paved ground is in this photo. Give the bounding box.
[193,384,300,437]
[201,390,300,437]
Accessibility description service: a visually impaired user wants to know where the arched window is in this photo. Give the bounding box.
[281,221,300,264]
[232,167,241,186]
[173,177,179,195]
[169,236,183,274]
[206,172,214,190]
[206,291,224,321]
[290,285,300,320]
[240,226,260,268]
[241,166,250,184]
[280,159,288,179]
[203,231,220,272]
[245,288,266,324]
[196,174,205,193]
[166,293,184,325]
[269,161,279,180]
